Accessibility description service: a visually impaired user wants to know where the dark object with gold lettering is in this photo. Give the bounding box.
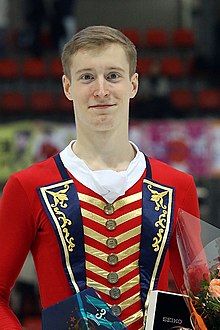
[42,287,127,330]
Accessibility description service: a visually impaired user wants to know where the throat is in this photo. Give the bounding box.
[72,140,136,171]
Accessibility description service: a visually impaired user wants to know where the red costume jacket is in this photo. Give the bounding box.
[0,154,199,329]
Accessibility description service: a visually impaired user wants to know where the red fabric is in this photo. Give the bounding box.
[0,155,199,329]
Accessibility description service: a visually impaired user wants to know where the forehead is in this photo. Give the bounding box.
[70,43,129,71]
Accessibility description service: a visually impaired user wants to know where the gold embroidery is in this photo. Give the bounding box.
[63,228,75,252]
[47,184,69,208]
[147,184,168,211]
[155,210,167,228]
[152,210,168,252]
[39,179,80,293]
[53,207,72,227]
[47,184,75,252]
[143,179,174,316]
[152,228,164,252]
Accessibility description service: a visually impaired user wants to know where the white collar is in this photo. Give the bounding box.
[60,140,146,203]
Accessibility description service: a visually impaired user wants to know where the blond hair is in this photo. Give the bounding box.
[61,25,137,80]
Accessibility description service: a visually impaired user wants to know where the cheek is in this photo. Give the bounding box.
[72,88,88,104]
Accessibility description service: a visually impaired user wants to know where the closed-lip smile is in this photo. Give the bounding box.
[88,104,116,109]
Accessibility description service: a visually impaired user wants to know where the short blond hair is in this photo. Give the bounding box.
[61,25,137,80]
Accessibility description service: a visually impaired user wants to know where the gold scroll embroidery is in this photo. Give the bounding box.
[47,184,75,252]
[152,210,168,252]
[143,178,173,319]
[147,183,170,252]
[147,184,168,211]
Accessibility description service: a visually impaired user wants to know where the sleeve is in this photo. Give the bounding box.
[0,175,36,329]
[169,175,200,291]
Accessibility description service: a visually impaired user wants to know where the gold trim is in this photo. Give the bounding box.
[113,192,142,209]
[142,179,173,313]
[118,225,141,242]
[85,242,140,262]
[152,210,168,252]
[147,184,168,211]
[81,208,142,226]
[123,309,143,327]
[115,208,142,224]
[85,260,139,279]
[87,274,140,295]
[83,225,141,245]
[119,292,141,310]
[78,192,142,211]
[40,180,80,293]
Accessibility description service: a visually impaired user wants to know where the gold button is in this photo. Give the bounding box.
[107,272,119,284]
[105,219,116,231]
[106,237,118,249]
[104,203,114,215]
[107,254,118,265]
[109,287,121,299]
[111,304,122,316]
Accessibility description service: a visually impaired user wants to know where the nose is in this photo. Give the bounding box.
[93,78,110,98]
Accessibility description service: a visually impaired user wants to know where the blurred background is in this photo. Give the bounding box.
[1,0,220,328]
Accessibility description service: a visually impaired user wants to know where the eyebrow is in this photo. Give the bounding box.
[75,67,125,75]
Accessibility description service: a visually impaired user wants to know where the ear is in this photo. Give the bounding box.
[130,73,139,99]
[62,75,73,100]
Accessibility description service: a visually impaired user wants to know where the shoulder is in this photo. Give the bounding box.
[147,156,199,218]
[148,156,195,186]
[9,156,61,189]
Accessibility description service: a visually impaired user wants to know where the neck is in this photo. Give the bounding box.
[72,132,136,171]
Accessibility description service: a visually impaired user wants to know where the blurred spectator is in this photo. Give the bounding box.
[190,53,211,79]
[0,0,9,57]
[50,0,77,53]
[22,0,46,57]
[212,11,220,82]
[135,60,171,118]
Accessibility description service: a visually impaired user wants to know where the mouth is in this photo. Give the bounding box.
[88,104,116,110]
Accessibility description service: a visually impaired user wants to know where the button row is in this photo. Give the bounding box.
[104,204,121,315]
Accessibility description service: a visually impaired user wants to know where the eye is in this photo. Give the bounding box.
[80,73,94,82]
[106,72,121,81]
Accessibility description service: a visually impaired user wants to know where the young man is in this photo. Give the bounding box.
[0,26,199,329]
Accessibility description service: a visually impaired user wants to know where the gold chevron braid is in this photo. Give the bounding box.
[84,225,141,245]
[124,310,143,328]
[86,260,139,279]
[85,242,140,262]
[78,192,142,210]
[81,207,142,225]
[87,274,140,295]
[111,293,143,328]
[118,292,141,310]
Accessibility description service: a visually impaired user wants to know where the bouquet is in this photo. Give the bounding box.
[176,209,220,330]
